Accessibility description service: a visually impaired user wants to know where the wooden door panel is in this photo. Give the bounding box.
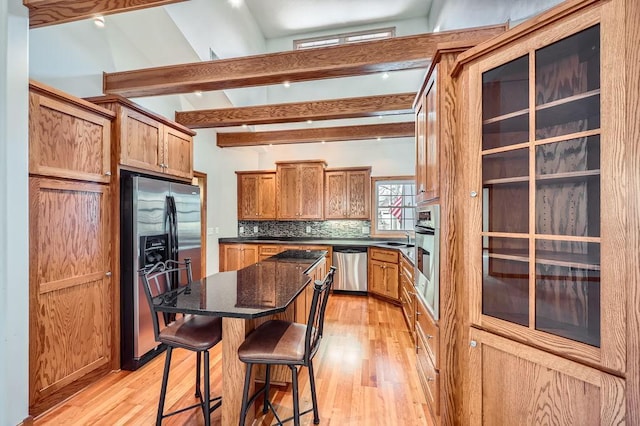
[424,69,439,201]
[29,178,111,414]
[415,93,427,203]
[258,174,276,219]
[468,329,625,425]
[120,108,162,172]
[238,175,258,220]
[277,165,299,219]
[324,171,347,218]
[347,170,370,219]
[299,164,323,218]
[29,92,111,183]
[163,126,193,179]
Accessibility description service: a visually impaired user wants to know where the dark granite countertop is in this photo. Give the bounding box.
[218,237,415,265]
[151,250,327,319]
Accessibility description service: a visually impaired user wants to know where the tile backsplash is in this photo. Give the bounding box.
[238,220,371,238]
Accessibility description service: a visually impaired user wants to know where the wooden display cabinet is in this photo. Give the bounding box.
[276,160,326,220]
[236,171,276,220]
[324,167,371,219]
[415,70,439,204]
[455,0,640,422]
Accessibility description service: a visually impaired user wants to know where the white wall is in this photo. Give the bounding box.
[193,130,259,273]
[256,138,415,177]
[0,0,29,424]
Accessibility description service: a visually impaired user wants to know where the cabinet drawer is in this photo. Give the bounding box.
[416,297,439,368]
[259,245,281,256]
[400,255,414,282]
[416,341,440,417]
[401,286,414,334]
[370,247,398,263]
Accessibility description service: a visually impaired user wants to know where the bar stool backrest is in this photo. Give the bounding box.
[304,266,337,363]
[139,258,193,341]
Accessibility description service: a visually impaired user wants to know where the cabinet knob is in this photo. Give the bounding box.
[470,340,477,348]
[416,311,421,317]
[470,191,478,198]
[426,334,433,339]
[105,271,112,277]
[427,377,435,382]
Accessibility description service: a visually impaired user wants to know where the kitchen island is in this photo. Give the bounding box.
[151,249,327,425]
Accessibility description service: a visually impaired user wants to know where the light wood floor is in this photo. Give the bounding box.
[35,295,433,425]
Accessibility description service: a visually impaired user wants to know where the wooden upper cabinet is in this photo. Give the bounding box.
[324,167,371,219]
[415,68,439,204]
[237,171,276,220]
[86,95,196,181]
[29,81,115,183]
[276,160,326,220]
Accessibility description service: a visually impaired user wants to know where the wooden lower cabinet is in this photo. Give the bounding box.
[399,253,415,336]
[258,244,282,262]
[368,248,400,302]
[219,244,259,271]
[468,328,626,425]
[416,294,440,421]
[29,177,112,415]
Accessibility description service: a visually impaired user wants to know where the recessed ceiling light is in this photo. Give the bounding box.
[283,81,291,88]
[306,120,313,124]
[321,140,326,144]
[93,15,105,28]
[381,72,389,80]
[194,90,202,97]
[228,0,243,8]
[242,124,248,129]
[378,115,384,119]
[376,137,382,141]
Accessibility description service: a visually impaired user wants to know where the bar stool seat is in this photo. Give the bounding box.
[238,320,308,363]
[159,315,222,351]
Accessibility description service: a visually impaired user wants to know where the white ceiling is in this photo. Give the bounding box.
[243,0,432,38]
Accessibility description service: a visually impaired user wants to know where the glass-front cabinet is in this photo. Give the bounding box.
[470,18,625,373]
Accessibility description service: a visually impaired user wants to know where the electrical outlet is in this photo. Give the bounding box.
[215,227,219,234]
[305,225,311,233]
[253,226,259,233]
[361,226,370,234]
[239,226,244,234]
[207,227,214,236]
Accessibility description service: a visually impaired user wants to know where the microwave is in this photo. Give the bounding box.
[415,204,440,320]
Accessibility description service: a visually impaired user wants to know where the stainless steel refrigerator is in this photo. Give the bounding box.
[120,172,202,370]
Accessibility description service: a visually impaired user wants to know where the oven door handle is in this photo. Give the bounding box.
[415,226,435,235]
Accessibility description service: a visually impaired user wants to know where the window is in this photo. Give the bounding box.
[372,177,416,234]
[294,27,395,50]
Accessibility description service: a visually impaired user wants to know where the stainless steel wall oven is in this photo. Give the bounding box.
[415,204,440,320]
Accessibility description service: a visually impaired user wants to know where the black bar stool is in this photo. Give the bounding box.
[237,266,337,426]
[140,258,223,426]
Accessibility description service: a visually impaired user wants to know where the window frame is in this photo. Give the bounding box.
[293,27,396,50]
[370,175,416,237]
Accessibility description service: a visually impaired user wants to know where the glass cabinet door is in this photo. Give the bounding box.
[480,25,601,348]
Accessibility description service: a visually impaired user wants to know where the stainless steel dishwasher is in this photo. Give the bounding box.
[332,246,368,294]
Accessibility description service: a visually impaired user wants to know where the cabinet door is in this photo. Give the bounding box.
[277,164,299,219]
[424,70,439,201]
[29,92,111,183]
[468,329,625,425]
[324,171,347,219]
[163,126,193,179]
[384,261,399,300]
[469,21,625,372]
[415,92,427,203]
[119,107,163,173]
[369,259,388,297]
[258,173,276,219]
[29,177,112,415]
[238,174,259,220]
[298,163,324,219]
[242,245,259,267]
[346,170,370,219]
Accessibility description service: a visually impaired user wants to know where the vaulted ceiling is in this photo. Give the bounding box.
[26,0,562,147]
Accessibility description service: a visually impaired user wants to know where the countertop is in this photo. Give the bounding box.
[219,237,415,265]
[151,250,327,319]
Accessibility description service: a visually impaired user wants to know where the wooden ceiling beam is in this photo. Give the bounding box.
[217,122,415,147]
[176,93,415,129]
[25,0,189,29]
[103,24,506,97]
